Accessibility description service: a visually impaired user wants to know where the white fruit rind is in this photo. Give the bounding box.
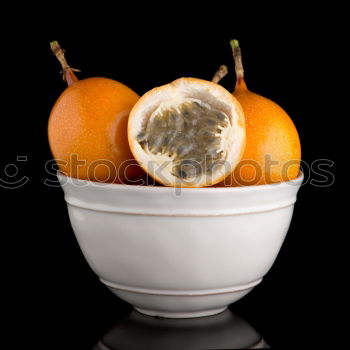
[128,78,245,187]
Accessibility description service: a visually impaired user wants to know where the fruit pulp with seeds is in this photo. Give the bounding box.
[136,98,230,180]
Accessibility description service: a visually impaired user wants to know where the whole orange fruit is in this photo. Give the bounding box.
[220,40,301,186]
[48,41,143,183]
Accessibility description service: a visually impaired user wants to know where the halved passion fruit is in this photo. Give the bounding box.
[128,78,246,187]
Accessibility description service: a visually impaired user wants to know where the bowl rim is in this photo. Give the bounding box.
[57,171,304,193]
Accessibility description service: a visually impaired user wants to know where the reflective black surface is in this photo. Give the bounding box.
[94,309,268,350]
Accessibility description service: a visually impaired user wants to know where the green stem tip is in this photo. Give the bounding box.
[50,40,60,51]
[230,39,240,49]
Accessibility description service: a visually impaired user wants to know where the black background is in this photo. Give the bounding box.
[2,13,340,349]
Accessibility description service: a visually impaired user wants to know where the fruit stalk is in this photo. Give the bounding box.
[212,65,228,84]
[230,40,244,80]
[50,41,80,85]
[230,39,247,91]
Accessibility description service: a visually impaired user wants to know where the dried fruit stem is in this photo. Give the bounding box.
[230,39,244,82]
[212,65,228,84]
[50,41,80,86]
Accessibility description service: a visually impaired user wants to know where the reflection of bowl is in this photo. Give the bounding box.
[59,173,303,318]
[94,310,268,349]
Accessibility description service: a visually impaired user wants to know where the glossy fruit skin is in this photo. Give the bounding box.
[223,80,301,186]
[48,77,143,183]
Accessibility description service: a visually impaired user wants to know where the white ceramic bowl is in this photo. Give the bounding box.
[58,173,303,318]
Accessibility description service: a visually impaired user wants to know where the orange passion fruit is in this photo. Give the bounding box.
[48,41,143,183]
[215,40,301,186]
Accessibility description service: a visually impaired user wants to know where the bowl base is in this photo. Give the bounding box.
[102,278,262,319]
[134,306,227,319]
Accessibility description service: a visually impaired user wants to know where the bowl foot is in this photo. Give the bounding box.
[134,306,227,319]
[102,278,262,319]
